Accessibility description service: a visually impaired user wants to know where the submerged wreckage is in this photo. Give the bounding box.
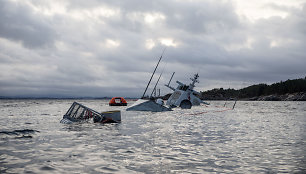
[60,102,121,124]
[126,99,171,112]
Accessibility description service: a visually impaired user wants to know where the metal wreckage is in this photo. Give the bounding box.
[60,102,121,124]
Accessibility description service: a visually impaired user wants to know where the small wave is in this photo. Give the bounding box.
[40,166,55,171]
[0,129,39,136]
[14,135,33,139]
[100,167,119,172]
[3,104,19,107]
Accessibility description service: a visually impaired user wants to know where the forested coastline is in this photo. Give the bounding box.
[200,77,306,101]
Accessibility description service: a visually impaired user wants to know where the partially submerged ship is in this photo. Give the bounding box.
[126,49,206,112]
[126,99,171,112]
[60,102,121,124]
[165,73,203,109]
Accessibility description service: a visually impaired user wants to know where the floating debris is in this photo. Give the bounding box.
[60,102,121,124]
[95,110,121,123]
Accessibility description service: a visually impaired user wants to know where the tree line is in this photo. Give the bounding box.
[200,77,306,100]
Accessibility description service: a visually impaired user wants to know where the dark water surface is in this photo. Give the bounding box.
[0,100,305,173]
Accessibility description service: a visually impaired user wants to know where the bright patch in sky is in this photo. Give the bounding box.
[69,7,120,21]
[29,1,67,16]
[144,13,165,24]
[269,38,299,48]
[146,39,155,49]
[106,39,120,48]
[159,38,177,47]
[234,0,305,21]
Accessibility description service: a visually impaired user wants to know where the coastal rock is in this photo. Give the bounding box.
[299,94,306,101]
[256,92,306,101]
[295,92,306,101]
[258,95,281,101]
[249,97,259,101]
[285,94,298,101]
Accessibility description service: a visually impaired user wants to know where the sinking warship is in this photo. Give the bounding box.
[126,49,205,112]
[126,99,171,112]
[165,73,203,109]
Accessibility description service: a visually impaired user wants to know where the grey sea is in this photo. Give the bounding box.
[0,99,305,173]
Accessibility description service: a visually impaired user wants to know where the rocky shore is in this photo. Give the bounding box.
[245,92,306,101]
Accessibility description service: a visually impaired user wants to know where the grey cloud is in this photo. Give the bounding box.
[0,0,305,97]
[164,1,240,34]
[0,0,56,48]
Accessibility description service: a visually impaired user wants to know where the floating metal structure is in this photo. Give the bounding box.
[60,102,121,124]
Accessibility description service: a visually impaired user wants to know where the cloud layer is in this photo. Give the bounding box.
[0,0,305,97]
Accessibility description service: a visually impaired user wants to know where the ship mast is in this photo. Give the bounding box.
[188,73,199,91]
[141,48,166,99]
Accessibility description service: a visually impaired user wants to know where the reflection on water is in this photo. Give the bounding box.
[0,100,305,173]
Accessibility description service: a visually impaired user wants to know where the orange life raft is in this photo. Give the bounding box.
[109,97,128,106]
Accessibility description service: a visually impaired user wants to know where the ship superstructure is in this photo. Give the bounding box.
[165,73,202,109]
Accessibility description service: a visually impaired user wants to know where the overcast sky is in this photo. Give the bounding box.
[0,0,305,98]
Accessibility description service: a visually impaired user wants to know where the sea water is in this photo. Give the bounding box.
[0,99,305,173]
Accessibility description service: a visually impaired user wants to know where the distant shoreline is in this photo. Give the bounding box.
[1,94,305,101]
[200,77,306,101]
[202,92,306,101]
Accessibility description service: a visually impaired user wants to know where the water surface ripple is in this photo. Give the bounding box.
[0,100,305,173]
